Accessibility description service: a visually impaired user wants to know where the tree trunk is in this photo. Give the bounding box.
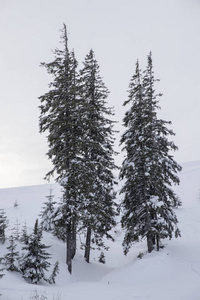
[66,223,72,274]
[156,234,159,251]
[71,218,76,259]
[145,208,154,253]
[84,226,91,263]
[147,232,154,253]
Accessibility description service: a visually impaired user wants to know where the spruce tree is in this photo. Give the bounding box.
[3,235,20,272]
[120,53,181,254]
[40,187,56,232]
[0,209,8,244]
[51,199,68,241]
[0,258,4,279]
[19,219,51,284]
[20,222,29,245]
[12,219,20,241]
[39,24,82,274]
[78,49,118,263]
[48,261,59,284]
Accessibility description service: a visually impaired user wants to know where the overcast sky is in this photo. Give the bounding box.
[0,0,200,188]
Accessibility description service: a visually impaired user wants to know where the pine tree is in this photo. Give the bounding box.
[39,24,83,274]
[0,209,8,244]
[12,219,20,241]
[3,235,20,272]
[40,187,56,232]
[98,251,106,264]
[51,199,68,241]
[78,49,118,263]
[48,260,59,284]
[19,219,51,284]
[0,257,4,279]
[120,53,181,254]
[20,222,29,245]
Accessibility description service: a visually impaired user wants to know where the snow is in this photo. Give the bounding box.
[1,161,200,299]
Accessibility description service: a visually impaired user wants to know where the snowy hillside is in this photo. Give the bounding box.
[1,161,200,299]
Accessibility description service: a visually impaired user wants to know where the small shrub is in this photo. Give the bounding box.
[14,200,19,207]
[98,251,106,264]
[137,252,144,259]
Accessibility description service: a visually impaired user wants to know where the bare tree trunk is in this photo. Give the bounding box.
[145,209,154,253]
[84,226,91,263]
[71,218,76,259]
[66,223,72,274]
[156,234,159,251]
[147,233,154,253]
[66,216,77,274]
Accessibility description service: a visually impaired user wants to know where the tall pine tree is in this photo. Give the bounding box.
[39,24,82,274]
[120,53,181,254]
[78,49,118,263]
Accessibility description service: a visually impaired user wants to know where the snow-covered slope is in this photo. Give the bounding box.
[1,161,200,299]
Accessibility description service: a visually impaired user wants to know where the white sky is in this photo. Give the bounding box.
[0,0,200,188]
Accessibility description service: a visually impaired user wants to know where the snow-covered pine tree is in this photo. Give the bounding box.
[39,25,83,274]
[0,257,4,279]
[142,53,182,250]
[0,209,8,244]
[3,235,20,272]
[78,49,118,263]
[48,260,59,284]
[19,219,51,284]
[51,198,68,241]
[120,53,181,254]
[20,222,29,245]
[40,187,56,232]
[12,219,20,241]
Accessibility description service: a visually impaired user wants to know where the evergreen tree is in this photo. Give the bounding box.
[40,187,56,232]
[0,209,8,244]
[78,49,118,263]
[3,235,20,272]
[98,251,106,264]
[19,219,51,284]
[20,222,29,245]
[51,199,68,241]
[120,53,181,254]
[39,24,83,274]
[48,260,59,284]
[0,257,4,279]
[12,219,20,241]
